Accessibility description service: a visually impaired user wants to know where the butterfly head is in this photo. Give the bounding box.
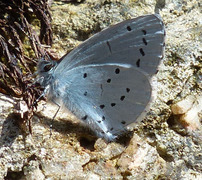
[37,58,57,88]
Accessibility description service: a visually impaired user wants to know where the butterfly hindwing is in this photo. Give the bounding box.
[53,64,151,140]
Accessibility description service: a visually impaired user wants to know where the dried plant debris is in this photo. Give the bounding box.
[55,0,85,3]
[0,0,52,128]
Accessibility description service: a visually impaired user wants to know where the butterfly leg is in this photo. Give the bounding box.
[49,100,61,137]
[32,85,50,107]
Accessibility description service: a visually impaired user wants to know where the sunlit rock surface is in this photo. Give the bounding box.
[0,0,201,179]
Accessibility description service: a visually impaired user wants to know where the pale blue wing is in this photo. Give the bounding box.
[38,14,166,141]
[55,14,165,76]
[52,64,151,141]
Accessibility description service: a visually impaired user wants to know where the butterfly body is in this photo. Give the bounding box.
[37,14,165,141]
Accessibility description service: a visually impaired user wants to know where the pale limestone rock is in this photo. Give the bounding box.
[171,95,202,130]
[0,0,201,179]
[117,134,167,179]
[171,95,195,114]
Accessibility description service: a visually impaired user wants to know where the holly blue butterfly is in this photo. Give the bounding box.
[37,14,165,141]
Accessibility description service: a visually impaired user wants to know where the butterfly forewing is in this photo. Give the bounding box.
[56,14,165,76]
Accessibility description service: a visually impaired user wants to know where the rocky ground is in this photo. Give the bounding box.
[0,0,201,179]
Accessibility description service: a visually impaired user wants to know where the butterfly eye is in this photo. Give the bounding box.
[43,64,53,72]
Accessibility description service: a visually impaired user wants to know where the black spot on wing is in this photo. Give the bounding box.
[107,79,111,83]
[83,73,87,78]
[126,88,130,93]
[120,96,125,101]
[136,59,140,67]
[115,68,120,74]
[142,29,147,35]
[127,26,132,31]
[82,115,88,120]
[139,48,145,56]
[142,38,147,45]
[100,105,105,109]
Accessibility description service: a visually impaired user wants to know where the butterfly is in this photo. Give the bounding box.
[37,14,165,141]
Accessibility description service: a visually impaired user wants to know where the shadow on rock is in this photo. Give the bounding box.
[0,114,21,147]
